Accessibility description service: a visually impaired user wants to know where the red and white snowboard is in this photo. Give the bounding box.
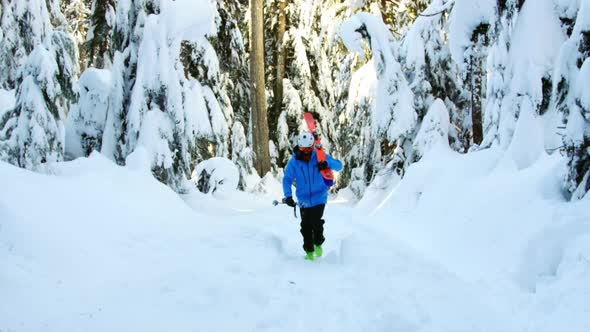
[304,112,334,187]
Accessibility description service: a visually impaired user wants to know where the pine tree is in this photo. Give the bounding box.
[0,0,53,89]
[0,30,77,169]
[64,67,111,158]
[385,0,430,35]
[449,0,494,149]
[181,37,231,158]
[61,0,91,72]
[209,0,258,188]
[102,0,160,164]
[86,0,116,68]
[272,0,361,167]
[340,13,417,195]
[399,0,468,153]
[562,2,590,200]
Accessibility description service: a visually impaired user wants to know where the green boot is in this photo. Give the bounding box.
[314,245,323,258]
[304,251,314,261]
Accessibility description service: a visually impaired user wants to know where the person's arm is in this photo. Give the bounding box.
[283,159,295,198]
[326,154,343,172]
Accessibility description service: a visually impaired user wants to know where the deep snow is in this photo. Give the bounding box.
[1,147,589,332]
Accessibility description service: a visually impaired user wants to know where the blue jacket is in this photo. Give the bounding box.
[283,150,343,208]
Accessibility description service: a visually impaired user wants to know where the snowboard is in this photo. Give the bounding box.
[304,112,334,187]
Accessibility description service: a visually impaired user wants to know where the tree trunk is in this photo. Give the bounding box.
[250,0,271,176]
[470,43,485,146]
[272,0,287,138]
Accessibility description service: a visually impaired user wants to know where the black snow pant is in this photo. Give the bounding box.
[300,204,326,253]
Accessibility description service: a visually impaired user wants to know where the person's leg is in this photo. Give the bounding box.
[312,204,326,247]
[299,207,315,253]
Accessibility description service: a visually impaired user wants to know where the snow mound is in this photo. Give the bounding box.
[413,99,450,159]
[368,145,567,282]
[193,157,240,194]
[505,99,546,170]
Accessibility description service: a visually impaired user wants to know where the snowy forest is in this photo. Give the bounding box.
[1,0,588,199]
[1,0,590,331]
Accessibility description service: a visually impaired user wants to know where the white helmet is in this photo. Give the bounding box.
[297,131,314,148]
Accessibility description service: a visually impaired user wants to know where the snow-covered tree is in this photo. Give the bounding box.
[65,68,111,158]
[86,0,116,68]
[196,0,259,189]
[496,0,564,149]
[102,0,160,164]
[0,0,53,89]
[61,0,91,72]
[0,30,77,169]
[564,59,590,200]
[480,0,516,148]
[449,0,496,148]
[384,0,430,36]
[101,0,246,192]
[562,1,590,200]
[271,0,366,170]
[211,0,250,127]
[123,5,215,192]
[399,0,468,152]
[181,36,231,158]
[340,13,417,192]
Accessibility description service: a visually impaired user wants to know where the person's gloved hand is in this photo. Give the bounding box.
[283,197,296,207]
[317,161,329,170]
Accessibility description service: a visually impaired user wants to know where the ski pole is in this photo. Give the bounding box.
[272,199,298,218]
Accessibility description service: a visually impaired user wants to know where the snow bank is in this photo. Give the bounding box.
[370,146,567,279]
[0,155,510,332]
[360,142,590,330]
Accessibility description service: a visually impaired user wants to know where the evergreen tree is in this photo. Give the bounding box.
[64,67,111,158]
[481,0,519,148]
[210,0,258,188]
[102,0,160,164]
[86,0,116,68]
[381,0,430,37]
[181,37,231,158]
[0,0,53,89]
[449,0,495,149]
[562,1,590,200]
[0,30,77,169]
[399,0,468,153]
[340,13,417,196]
[61,0,91,72]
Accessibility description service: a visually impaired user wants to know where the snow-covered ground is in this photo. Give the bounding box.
[1,149,589,332]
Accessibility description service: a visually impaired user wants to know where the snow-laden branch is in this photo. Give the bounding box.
[419,0,455,17]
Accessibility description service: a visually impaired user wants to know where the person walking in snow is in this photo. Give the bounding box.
[283,132,343,261]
